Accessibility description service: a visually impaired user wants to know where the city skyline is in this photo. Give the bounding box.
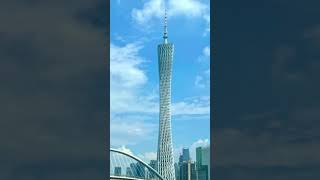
[110,0,210,164]
[110,144,209,180]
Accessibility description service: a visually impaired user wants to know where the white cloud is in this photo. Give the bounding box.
[110,42,210,148]
[116,145,134,155]
[198,46,210,62]
[110,42,158,114]
[203,14,210,36]
[195,75,205,88]
[131,0,165,26]
[194,70,210,89]
[110,115,157,147]
[205,69,210,75]
[174,138,210,162]
[195,46,210,88]
[173,114,210,121]
[190,139,210,160]
[131,0,210,34]
[114,147,157,164]
[111,43,210,115]
[168,0,208,17]
[110,42,158,146]
[203,46,210,57]
[172,96,210,115]
[138,151,158,163]
[113,33,125,42]
[110,43,147,88]
[173,146,184,162]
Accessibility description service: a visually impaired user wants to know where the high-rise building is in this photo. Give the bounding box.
[182,148,191,162]
[130,163,137,177]
[195,146,210,180]
[148,160,158,179]
[197,165,208,180]
[136,162,145,178]
[179,161,188,180]
[202,146,210,180]
[157,10,175,180]
[126,167,133,177]
[179,161,196,180]
[174,162,180,180]
[149,160,157,171]
[114,167,121,176]
[179,154,183,164]
[196,147,202,169]
[191,162,197,180]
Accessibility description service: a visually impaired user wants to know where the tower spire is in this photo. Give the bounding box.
[163,8,168,44]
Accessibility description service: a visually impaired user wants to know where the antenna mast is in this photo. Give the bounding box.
[163,9,168,43]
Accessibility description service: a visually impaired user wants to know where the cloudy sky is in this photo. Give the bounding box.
[110,0,210,163]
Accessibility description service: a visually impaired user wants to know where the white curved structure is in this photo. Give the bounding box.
[110,148,164,180]
[157,10,176,180]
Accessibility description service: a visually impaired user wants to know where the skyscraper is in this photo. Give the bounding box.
[126,167,133,177]
[157,10,175,180]
[175,162,180,180]
[179,162,189,180]
[148,160,158,179]
[182,148,191,162]
[149,160,158,171]
[197,166,208,180]
[191,162,197,180]
[202,146,210,180]
[136,162,145,178]
[130,163,137,177]
[196,147,202,169]
[179,161,197,180]
[195,146,210,180]
[114,167,121,176]
[179,154,183,163]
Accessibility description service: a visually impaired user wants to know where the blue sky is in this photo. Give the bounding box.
[110,0,210,163]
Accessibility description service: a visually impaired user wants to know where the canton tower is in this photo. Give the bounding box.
[157,10,176,180]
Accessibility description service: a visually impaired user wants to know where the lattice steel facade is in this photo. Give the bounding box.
[157,10,176,180]
[157,42,175,180]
